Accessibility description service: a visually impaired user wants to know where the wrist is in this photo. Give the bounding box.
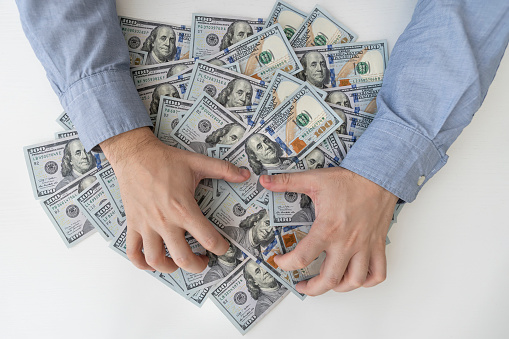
[100,127,158,167]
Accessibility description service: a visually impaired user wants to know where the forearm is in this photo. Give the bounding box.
[341,0,509,202]
[16,0,152,151]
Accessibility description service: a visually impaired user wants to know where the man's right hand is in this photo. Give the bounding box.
[100,127,250,273]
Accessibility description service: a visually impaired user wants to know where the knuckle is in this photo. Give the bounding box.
[277,173,292,186]
[347,277,363,289]
[373,271,387,284]
[172,256,191,268]
[293,255,310,269]
[324,275,342,288]
[200,235,219,251]
[220,160,236,175]
[169,199,190,219]
[145,254,163,268]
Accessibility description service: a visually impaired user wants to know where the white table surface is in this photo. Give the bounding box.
[1,0,508,338]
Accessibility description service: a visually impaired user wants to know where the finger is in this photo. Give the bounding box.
[274,227,327,271]
[190,155,250,183]
[259,170,317,194]
[163,228,209,274]
[185,201,230,256]
[363,243,387,288]
[333,251,370,292]
[126,228,154,271]
[295,248,349,296]
[142,230,179,273]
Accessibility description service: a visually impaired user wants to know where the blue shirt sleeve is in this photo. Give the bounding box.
[16,0,152,151]
[340,0,509,202]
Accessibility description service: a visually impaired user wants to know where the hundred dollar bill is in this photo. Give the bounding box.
[40,167,100,247]
[24,136,104,199]
[289,5,357,48]
[187,287,212,307]
[210,257,289,334]
[170,93,247,155]
[324,81,382,114]
[89,201,125,239]
[74,178,113,240]
[329,103,374,138]
[53,130,107,166]
[249,69,326,131]
[228,106,257,127]
[54,130,77,140]
[129,49,147,66]
[294,40,389,88]
[96,163,125,219]
[132,59,241,89]
[190,14,265,58]
[185,60,267,105]
[336,133,356,151]
[137,75,190,123]
[222,83,344,207]
[264,1,307,40]
[154,97,194,147]
[56,111,74,130]
[205,24,303,81]
[119,16,191,64]
[180,233,244,294]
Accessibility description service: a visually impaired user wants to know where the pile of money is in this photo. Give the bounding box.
[23,1,403,334]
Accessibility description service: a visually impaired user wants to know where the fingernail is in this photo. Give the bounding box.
[240,168,250,177]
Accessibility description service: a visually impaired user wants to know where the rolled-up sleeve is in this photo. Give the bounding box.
[16,0,152,151]
[340,0,509,202]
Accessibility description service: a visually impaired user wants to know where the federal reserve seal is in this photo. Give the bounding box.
[203,84,217,97]
[234,291,247,305]
[128,36,141,49]
[285,192,298,203]
[232,203,246,217]
[66,205,80,218]
[44,161,58,175]
[171,118,179,129]
[198,119,212,133]
[206,33,219,46]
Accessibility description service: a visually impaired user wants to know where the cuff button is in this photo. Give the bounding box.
[417,175,426,186]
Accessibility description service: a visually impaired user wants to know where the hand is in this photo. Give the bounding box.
[100,127,250,273]
[260,167,398,296]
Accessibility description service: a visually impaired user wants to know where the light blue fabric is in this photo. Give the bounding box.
[16,0,509,202]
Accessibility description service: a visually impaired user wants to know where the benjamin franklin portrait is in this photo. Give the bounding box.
[55,139,96,191]
[219,21,253,50]
[217,79,254,108]
[332,107,348,135]
[245,134,292,176]
[77,175,97,234]
[203,239,242,284]
[141,25,177,65]
[243,260,287,317]
[188,123,246,155]
[325,90,352,108]
[222,209,275,258]
[149,83,180,116]
[296,51,330,89]
[166,64,189,78]
[291,193,315,223]
[305,148,325,170]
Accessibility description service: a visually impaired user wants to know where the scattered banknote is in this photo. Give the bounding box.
[185,60,267,105]
[249,69,326,130]
[137,74,190,123]
[210,257,289,334]
[222,83,344,207]
[119,16,191,65]
[129,49,148,66]
[24,136,105,199]
[289,5,357,48]
[329,103,374,138]
[190,14,265,58]
[40,167,100,247]
[132,59,241,89]
[56,111,74,130]
[294,40,389,88]
[336,132,356,151]
[89,201,125,239]
[324,81,382,114]
[171,93,248,155]
[154,96,194,147]
[96,163,125,219]
[205,24,303,81]
[264,1,307,41]
[74,177,114,240]
[228,106,257,126]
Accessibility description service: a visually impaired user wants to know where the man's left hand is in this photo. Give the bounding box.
[260,167,398,296]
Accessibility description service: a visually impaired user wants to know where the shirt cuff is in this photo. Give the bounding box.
[60,69,152,151]
[339,118,449,202]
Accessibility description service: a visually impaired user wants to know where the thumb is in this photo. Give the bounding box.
[191,154,250,183]
[259,171,315,194]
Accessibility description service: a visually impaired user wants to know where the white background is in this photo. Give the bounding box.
[1,0,508,338]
